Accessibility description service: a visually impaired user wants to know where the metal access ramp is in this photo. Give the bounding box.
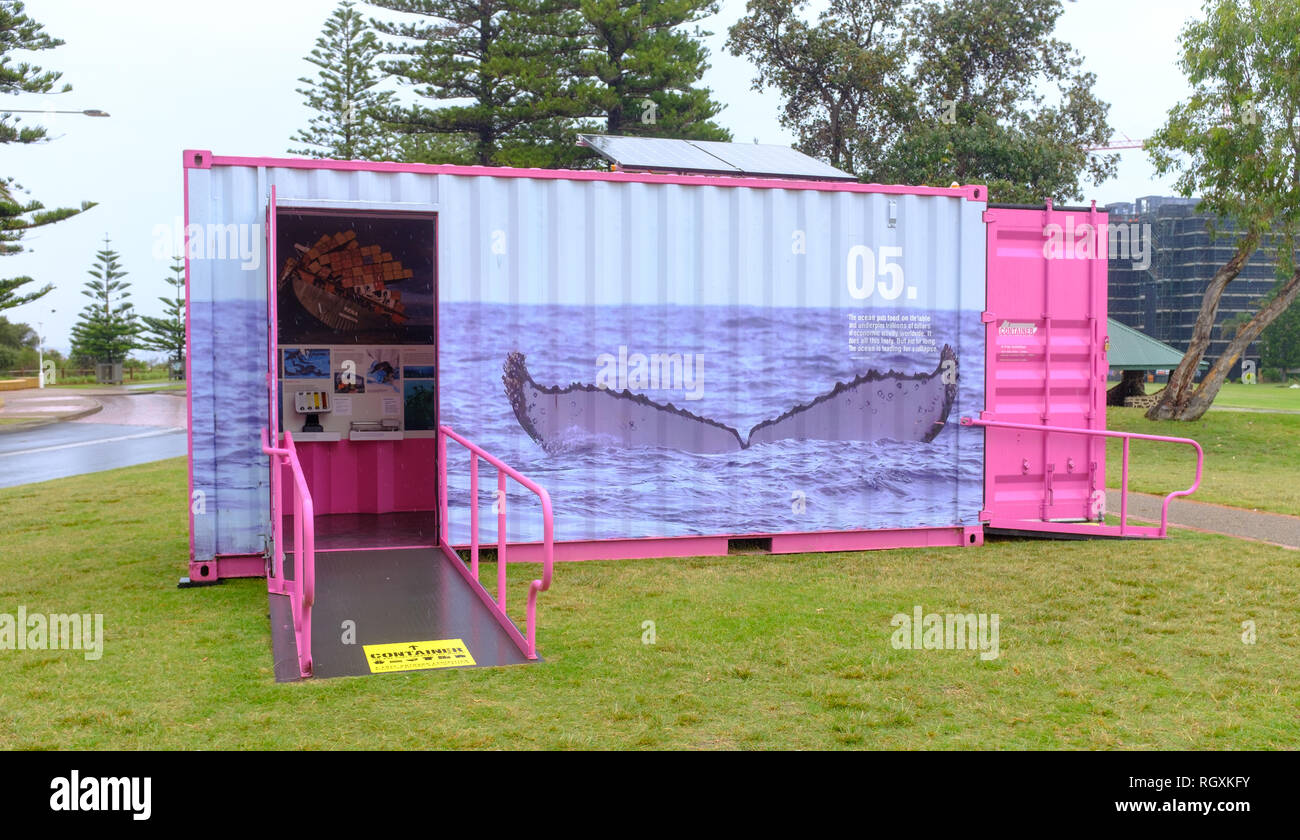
[965,415,1204,539]
[268,547,533,681]
[262,425,555,681]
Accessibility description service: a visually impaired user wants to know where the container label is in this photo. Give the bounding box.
[997,320,1038,336]
[363,639,476,673]
[997,321,1038,361]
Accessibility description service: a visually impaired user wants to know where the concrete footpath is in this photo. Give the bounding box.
[1106,490,1300,549]
[0,387,102,429]
[0,384,185,431]
[0,386,188,487]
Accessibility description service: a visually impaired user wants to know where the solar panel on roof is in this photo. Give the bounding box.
[577,134,855,181]
[688,140,856,181]
[579,135,741,174]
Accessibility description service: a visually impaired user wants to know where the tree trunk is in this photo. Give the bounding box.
[828,99,843,171]
[607,42,626,135]
[1146,231,1259,420]
[1178,267,1300,420]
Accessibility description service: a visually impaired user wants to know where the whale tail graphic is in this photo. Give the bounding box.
[503,347,958,455]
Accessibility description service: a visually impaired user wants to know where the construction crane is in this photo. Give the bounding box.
[1084,132,1146,152]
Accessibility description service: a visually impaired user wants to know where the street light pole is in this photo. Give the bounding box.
[36,321,43,389]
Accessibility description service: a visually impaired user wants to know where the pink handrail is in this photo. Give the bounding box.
[261,428,315,678]
[961,416,1204,537]
[439,425,554,659]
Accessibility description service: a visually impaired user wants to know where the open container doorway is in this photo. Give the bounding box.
[270,201,441,554]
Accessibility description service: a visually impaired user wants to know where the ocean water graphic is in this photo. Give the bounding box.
[190,298,272,559]
[440,302,984,543]
[190,297,986,554]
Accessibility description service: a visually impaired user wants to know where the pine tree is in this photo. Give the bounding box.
[70,237,139,366]
[291,0,397,160]
[391,132,479,166]
[576,0,731,141]
[139,256,186,376]
[369,0,588,166]
[0,2,97,311]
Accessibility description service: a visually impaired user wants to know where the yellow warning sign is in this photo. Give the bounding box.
[363,639,476,673]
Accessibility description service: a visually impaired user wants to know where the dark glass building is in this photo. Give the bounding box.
[1106,195,1281,378]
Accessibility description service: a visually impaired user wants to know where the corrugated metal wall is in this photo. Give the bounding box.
[186,163,269,561]
[188,162,988,561]
[433,174,987,542]
[983,206,1108,524]
[435,174,984,310]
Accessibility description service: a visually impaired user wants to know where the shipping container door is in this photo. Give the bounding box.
[982,205,1107,526]
[266,186,280,537]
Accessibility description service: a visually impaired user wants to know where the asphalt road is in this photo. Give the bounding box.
[0,422,187,488]
[0,393,188,489]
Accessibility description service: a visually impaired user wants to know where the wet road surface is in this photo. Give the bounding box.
[70,393,186,427]
[0,393,187,488]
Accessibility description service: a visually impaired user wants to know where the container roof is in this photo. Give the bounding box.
[1107,318,1186,369]
[577,134,857,181]
[188,151,983,200]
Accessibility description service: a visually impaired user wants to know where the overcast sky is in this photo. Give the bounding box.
[6,0,1199,354]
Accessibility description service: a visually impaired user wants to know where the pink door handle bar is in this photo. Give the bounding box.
[439,425,554,659]
[261,428,315,678]
[961,416,1204,538]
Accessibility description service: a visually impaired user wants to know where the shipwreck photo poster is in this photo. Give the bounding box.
[438,184,984,544]
[276,211,436,346]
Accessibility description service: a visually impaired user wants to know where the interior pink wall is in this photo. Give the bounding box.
[280,438,438,515]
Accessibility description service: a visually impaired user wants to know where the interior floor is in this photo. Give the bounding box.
[283,510,438,552]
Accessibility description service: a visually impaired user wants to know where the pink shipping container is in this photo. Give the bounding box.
[178,149,1202,678]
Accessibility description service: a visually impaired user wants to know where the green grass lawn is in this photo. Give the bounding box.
[1106,407,1300,516]
[1209,382,1300,412]
[1,457,1296,749]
